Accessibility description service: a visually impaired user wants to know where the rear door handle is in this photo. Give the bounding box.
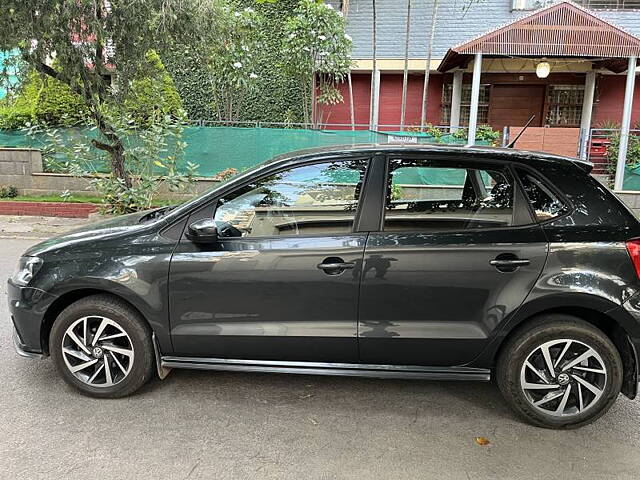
[490,257,530,272]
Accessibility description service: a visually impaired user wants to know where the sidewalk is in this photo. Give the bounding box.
[0,214,101,239]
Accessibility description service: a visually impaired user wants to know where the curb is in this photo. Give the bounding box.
[0,201,99,218]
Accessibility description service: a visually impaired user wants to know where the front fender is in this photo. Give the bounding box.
[32,232,177,354]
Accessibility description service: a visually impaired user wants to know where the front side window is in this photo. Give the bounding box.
[213,159,367,238]
[516,169,568,221]
[384,159,516,232]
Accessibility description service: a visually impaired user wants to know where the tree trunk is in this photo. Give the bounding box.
[348,72,355,131]
[369,0,377,130]
[90,110,132,188]
[421,0,439,129]
[400,0,412,131]
[110,142,130,188]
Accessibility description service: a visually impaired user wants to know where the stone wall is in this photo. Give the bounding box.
[0,148,219,199]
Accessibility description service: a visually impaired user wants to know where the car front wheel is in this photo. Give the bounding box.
[497,315,623,429]
[50,294,155,398]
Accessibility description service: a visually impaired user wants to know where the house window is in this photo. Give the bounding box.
[545,85,584,127]
[441,84,491,127]
[512,0,640,10]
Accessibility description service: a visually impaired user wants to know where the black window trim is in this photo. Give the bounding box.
[374,153,543,235]
[512,163,574,226]
[181,154,375,241]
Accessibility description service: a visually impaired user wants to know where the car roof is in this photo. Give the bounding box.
[267,143,593,172]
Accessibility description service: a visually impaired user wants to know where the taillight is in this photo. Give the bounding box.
[625,239,640,280]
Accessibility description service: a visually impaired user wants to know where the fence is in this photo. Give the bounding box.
[586,128,640,189]
[0,123,481,179]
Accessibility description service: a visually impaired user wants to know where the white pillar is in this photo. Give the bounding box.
[579,70,596,160]
[615,57,637,191]
[450,70,463,132]
[370,68,381,130]
[467,52,483,146]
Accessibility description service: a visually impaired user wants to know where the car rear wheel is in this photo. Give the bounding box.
[497,315,623,429]
[50,294,155,398]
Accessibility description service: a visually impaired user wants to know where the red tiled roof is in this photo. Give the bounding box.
[439,1,640,72]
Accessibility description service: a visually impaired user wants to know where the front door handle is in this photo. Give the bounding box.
[490,256,530,272]
[317,257,356,275]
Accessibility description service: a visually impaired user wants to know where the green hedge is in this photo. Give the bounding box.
[164,0,306,124]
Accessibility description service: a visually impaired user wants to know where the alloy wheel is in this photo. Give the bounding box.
[520,339,607,417]
[61,316,134,387]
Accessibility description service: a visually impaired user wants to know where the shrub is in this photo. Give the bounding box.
[124,51,183,126]
[0,185,18,198]
[33,73,88,126]
[42,111,199,215]
[606,131,640,176]
[0,71,88,129]
[0,103,32,129]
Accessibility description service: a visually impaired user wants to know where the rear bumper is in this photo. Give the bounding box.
[7,280,58,355]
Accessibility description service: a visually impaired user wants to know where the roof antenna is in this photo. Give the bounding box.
[506,115,536,149]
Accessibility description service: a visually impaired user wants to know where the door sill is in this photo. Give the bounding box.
[160,356,491,381]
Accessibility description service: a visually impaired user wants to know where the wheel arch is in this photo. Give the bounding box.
[493,305,638,399]
[41,288,156,356]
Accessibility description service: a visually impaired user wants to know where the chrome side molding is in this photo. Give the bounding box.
[160,356,491,381]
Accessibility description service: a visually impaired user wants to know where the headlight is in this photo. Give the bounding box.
[11,257,43,286]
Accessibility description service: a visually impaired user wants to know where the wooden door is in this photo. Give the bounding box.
[489,85,546,133]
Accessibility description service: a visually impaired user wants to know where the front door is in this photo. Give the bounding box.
[358,155,548,366]
[168,158,370,362]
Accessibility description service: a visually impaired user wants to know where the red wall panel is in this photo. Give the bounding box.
[377,73,443,130]
[593,74,640,127]
[317,72,443,130]
[318,73,371,129]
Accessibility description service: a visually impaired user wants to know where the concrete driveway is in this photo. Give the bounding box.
[1,237,640,480]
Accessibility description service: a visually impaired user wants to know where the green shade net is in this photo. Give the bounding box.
[0,126,491,185]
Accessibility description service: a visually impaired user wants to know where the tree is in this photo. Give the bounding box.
[369,0,377,130]
[282,0,353,126]
[421,0,440,129]
[400,0,412,131]
[204,5,261,122]
[0,0,221,187]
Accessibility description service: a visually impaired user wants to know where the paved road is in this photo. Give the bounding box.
[1,237,640,480]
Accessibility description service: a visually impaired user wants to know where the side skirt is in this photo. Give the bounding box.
[160,356,491,381]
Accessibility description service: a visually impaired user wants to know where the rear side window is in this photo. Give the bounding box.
[383,158,516,232]
[516,169,568,222]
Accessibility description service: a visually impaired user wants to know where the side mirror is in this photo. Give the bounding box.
[186,218,219,244]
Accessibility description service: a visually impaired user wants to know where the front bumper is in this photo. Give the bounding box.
[13,328,43,359]
[7,280,58,356]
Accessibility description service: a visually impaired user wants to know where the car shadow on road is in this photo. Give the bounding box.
[146,368,517,424]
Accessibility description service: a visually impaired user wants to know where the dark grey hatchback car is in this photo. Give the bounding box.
[9,144,640,428]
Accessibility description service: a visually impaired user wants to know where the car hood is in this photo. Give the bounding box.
[23,210,159,257]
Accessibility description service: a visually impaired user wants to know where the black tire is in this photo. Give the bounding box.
[50,294,155,398]
[496,314,623,429]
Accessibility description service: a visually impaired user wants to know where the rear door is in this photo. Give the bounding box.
[358,154,548,366]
